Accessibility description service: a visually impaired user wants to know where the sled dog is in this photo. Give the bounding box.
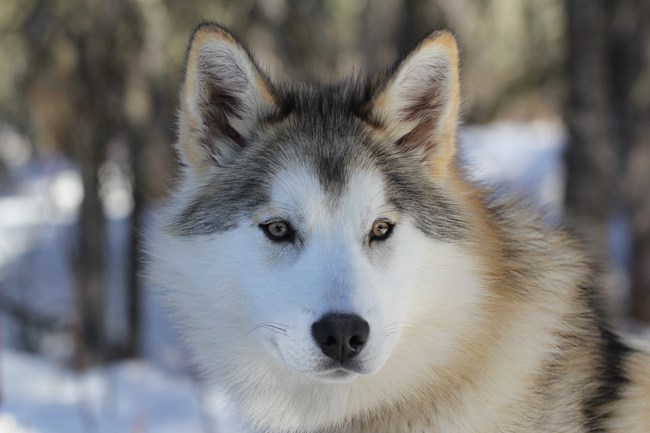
[148,23,650,433]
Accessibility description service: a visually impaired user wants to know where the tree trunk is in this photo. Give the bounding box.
[565,0,650,322]
[71,0,132,365]
[625,0,650,322]
[74,107,107,368]
[564,0,615,257]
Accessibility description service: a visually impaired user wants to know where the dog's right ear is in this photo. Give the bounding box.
[177,23,279,177]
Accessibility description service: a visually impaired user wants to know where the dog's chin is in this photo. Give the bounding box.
[307,357,383,383]
[312,367,361,383]
[277,353,374,383]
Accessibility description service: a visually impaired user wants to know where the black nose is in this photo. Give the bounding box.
[311,313,369,362]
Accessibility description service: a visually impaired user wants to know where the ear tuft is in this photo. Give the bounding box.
[177,23,278,177]
[371,30,460,174]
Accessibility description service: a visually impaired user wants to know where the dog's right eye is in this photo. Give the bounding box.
[369,219,395,242]
[260,220,295,242]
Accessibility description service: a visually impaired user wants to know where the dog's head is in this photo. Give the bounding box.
[151,24,485,391]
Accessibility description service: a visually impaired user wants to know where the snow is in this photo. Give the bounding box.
[459,121,566,213]
[0,350,244,433]
[0,121,566,433]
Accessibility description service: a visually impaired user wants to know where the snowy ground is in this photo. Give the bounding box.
[0,350,244,433]
[0,121,567,433]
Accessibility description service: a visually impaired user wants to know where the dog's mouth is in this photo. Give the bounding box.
[312,360,367,382]
[314,367,359,382]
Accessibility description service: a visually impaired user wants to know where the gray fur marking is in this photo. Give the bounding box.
[171,81,466,241]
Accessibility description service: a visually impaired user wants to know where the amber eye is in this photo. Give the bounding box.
[261,220,294,242]
[370,220,394,242]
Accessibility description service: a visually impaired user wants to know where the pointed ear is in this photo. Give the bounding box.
[177,23,279,177]
[370,31,460,174]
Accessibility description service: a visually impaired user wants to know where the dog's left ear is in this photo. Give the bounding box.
[370,31,460,175]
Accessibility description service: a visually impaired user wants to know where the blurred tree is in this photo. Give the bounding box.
[13,0,145,366]
[15,0,112,366]
[565,0,613,254]
[396,0,444,57]
[67,0,143,366]
[565,0,650,322]
[622,1,650,323]
[5,0,646,367]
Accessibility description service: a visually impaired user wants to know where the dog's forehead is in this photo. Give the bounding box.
[266,162,388,221]
[262,126,370,195]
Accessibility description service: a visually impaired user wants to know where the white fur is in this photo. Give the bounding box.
[148,165,492,432]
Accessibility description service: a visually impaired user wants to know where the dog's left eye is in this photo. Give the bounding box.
[260,220,295,242]
[370,220,394,242]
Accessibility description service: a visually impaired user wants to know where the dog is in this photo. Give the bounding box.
[147,23,650,433]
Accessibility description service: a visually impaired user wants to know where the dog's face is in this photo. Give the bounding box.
[151,24,482,388]
[212,167,410,381]
[213,164,475,382]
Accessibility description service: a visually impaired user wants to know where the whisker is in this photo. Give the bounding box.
[285,300,314,314]
[247,324,267,336]
[248,322,289,337]
[262,325,288,337]
[382,330,402,337]
[383,321,414,334]
[365,302,384,314]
